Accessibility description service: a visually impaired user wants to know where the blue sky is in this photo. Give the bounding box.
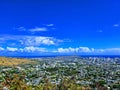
[0,0,120,55]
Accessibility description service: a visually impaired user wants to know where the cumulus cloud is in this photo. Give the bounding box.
[0,35,62,47]
[1,46,120,54]
[20,46,47,52]
[7,47,18,52]
[56,47,120,54]
[56,47,92,53]
[19,36,59,46]
[1,46,47,53]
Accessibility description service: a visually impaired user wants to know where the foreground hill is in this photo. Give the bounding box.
[0,57,35,66]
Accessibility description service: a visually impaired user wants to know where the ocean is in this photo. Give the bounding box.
[5,55,120,59]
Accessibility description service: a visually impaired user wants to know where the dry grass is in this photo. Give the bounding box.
[0,57,35,66]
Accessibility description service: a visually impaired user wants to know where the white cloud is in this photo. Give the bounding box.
[46,24,54,27]
[56,47,120,54]
[79,47,91,52]
[35,37,55,45]
[95,49,105,53]
[56,47,92,53]
[104,48,120,53]
[15,26,48,32]
[0,47,4,51]
[7,47,18,52]
[1,46,47,52]
[20,36,58,46]
[29,27,47,32]
[21,46,47,52]
[0,46,47,52]
[57,48,70,53]
[113,24,119,27]
[0,35,61,47]
[1,46,120,54]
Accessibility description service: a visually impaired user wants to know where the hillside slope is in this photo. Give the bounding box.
[0,57,34,66]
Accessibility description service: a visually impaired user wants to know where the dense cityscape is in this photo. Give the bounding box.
[0,56,120,90]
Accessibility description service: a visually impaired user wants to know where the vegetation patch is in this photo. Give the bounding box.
[0,57,36,66]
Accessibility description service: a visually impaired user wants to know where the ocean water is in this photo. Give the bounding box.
[6,55,120,58]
